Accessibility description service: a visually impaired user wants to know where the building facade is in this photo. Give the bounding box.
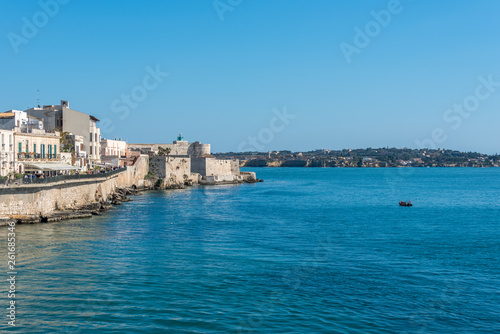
[25,100,101,166]
[13,128,61,174]
[0,110,44,133]
[100,138,127,158]
[89,117,101,162]
[100,138,128,167]
[0,130,15,177]
[0,110,28,130]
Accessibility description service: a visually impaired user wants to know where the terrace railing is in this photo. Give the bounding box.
[17,153,59,160]
[18,167,127,185]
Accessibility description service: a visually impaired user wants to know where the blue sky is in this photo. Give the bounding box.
[1,0,499,154]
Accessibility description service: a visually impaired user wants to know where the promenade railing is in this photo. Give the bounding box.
[15,167,127,185]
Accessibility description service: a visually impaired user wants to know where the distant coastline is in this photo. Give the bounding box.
[215,148,500,168]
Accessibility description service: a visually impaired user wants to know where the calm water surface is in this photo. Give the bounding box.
[3,168,500,333]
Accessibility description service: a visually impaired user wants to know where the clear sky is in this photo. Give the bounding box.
[1,0,499,154]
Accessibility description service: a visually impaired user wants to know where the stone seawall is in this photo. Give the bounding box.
[0,155,149,220]
[0,153,261,223]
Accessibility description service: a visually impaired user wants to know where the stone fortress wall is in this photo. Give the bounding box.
[187,142,211,157]
[135,139,256,186]
[191,157,247,184]
[149,156,195,188]
[128,141,210,158]
[191,158,239,177]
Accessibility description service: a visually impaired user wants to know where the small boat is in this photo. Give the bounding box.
[399,201,413,207]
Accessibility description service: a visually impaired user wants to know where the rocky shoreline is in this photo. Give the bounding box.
[1,187,139,225]
[1,180,263,226]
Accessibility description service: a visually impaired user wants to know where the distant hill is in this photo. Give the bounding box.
[214,148,500,168]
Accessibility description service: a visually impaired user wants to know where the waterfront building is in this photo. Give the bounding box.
[0,129,15,177]
[65,134,86,170]
[25,100,101,166]
[13,128,62,174]
[0,110,43,131]
[89,116,101,163]
[100,138,128,167]
[101,138,127,157]
[0,110,27,129]
[27,116,44,130]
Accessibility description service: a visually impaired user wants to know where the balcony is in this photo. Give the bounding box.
[17,153,59,161]
[15,126,60,137]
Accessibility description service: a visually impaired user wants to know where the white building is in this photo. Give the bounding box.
[25,100,101,167]
[89,116,101,163]
[100,138,127,167]
[27,116,43,130]
[13,128,62,174]
[101,138,127,158]
[0,110,44,132]
[66,134,86,170]
[0,110,28,130]
[0,129,16,177]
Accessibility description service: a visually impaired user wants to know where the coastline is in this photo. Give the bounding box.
[1,150,263,226]
[0,178,262,226]
[241,165,500,168]
[216,148,500,168]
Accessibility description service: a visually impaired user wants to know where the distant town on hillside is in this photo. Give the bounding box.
[214,148,500,168]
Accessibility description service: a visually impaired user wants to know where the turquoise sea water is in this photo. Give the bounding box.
[3,168,500,333]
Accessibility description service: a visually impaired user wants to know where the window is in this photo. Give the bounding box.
[90,146,92,155]
[26,140,29,153]
[34,144,36,154]
[41,144,45,159]
[95,133,97,142]
[1,134,4,146]
[90,133,93,142]
[18,142,22,153]
[54,145,56,158]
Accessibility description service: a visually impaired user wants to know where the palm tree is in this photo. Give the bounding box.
[60,132,74,152]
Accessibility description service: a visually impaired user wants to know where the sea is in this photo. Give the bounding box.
[3,167,500,333]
